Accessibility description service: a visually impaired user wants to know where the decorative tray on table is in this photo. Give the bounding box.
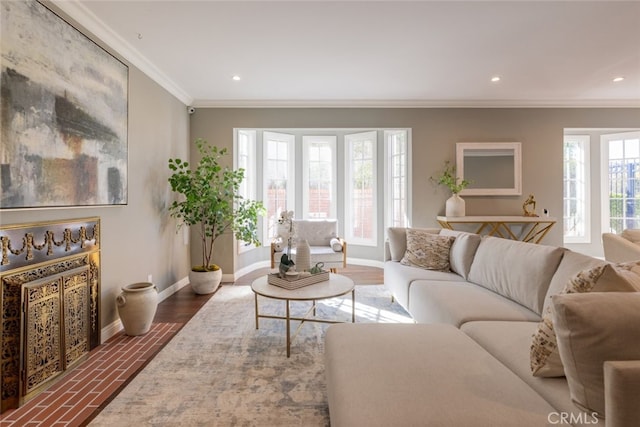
[267,271,330,290]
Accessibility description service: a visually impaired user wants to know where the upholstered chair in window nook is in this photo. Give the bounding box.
[271,219,347,273]
[603,229,640,263]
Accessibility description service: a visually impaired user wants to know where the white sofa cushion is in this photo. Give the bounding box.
[384,261,465,311]
[408,281,540,326]
[461,321,597,427]
[439,229,482,279]
[552,292,640,417]
[325,323,557,427]
[530,261,640,378]
[400,229,455,271]
[468,236,564,315]
[621,228,640,243]
[544,250,606,313]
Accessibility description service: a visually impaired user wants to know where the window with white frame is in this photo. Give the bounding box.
[563,135,590,243]
[344,131,377,246]
[302,135,337,219]
[602,131,640,234]
[236,130,257,252]
[385,130,410,229]
[263,131,295,243]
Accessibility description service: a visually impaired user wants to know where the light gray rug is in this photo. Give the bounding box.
[89,284,412,427]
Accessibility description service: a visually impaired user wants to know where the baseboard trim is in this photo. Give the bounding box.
[157,276,190,303]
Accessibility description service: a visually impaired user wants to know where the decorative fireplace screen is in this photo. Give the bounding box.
[0,218,101,412]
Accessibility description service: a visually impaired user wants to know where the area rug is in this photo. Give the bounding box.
[88,284,411,426]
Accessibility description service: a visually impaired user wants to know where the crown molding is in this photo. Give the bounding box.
[192,98,640,109]
[50,0,193,106]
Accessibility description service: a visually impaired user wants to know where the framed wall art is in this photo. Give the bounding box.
[1,0,129,209]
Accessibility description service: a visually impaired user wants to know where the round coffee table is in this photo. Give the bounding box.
[251,273,355,357]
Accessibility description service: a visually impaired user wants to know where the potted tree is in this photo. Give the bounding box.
[431,161,471,217]
[168,138,265,294]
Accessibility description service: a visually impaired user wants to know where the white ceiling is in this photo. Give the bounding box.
[54,0,640,107]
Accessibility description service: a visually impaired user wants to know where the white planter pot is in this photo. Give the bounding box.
[445,193,466,217]
[116,282,158,336]
[189,268,223,295]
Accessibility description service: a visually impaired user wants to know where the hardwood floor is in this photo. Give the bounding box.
[0,265,383,426]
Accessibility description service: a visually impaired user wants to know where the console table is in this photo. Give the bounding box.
[436,216,557,244]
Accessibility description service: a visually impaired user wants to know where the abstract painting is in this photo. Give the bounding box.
[1,0,128,209]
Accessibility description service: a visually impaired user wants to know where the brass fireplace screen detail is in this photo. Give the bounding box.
[0,218,100,413]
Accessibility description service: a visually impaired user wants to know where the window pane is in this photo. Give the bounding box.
[603,132,640,234]
[563,135,589,242]
[264,132,294,240]
[345,131,377,245]
[303,136,336,219]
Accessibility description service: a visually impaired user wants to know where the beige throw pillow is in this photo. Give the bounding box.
[552,292,640,417]
[400,230,455,271]
[530,261,640,377]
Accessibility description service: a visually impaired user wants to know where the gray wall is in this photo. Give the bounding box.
[0,16,191,334]
[190,107,640,271]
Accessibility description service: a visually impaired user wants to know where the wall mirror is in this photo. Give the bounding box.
[456,142,522,196]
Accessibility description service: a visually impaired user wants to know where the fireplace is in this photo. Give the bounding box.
[0,218,101,412]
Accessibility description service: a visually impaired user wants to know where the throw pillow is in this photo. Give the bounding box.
[400,230,455,271]
[330,238,343,252]
[551,292,640,417]
[530,261,640,377]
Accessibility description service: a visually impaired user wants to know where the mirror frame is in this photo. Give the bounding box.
[456,142,522,196]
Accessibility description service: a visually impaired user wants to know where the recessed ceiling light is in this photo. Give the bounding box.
[491,76,501,83]
[232,75,241,81]
[613,77,624,82]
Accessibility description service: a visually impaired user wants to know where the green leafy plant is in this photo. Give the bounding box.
[168,138,266,271]
[431,161,471,194]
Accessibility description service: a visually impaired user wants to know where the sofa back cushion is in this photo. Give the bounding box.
[387,227,439,262]
[293,219,338,246]
[439,229,481,279]
[467,236,564,314]
[544,250,605,313]
[621,228,640,244]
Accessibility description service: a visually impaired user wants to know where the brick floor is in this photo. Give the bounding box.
[0,322,182,427]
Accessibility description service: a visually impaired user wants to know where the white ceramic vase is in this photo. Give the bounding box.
[189,268,223,295]
[445,193,466,217]
[116,282,158,336]
[294,239,311,272]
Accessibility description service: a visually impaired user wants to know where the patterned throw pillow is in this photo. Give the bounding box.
[530,261,640,377]
[400,229,455,271]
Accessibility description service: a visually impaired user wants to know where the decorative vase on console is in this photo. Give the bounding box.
[445,193,466,217]
[431,160,471,217]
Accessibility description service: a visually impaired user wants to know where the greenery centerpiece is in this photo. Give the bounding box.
[431,161,471,195]
[168,138,265,293]
[431,161,471,217]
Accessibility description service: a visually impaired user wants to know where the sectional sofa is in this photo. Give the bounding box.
[325,228,640,427]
